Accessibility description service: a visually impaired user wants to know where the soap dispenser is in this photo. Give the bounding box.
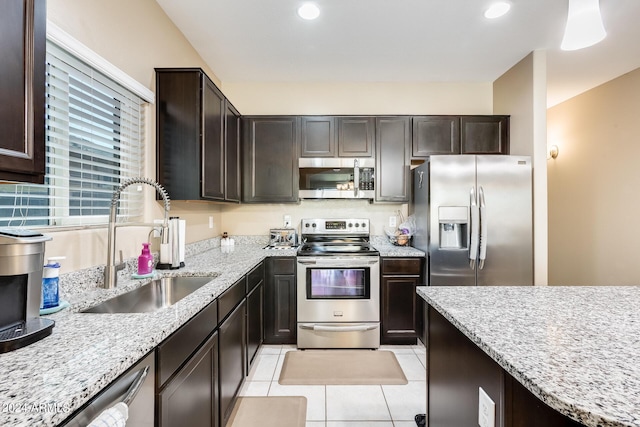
[137,243,153,275]
[41,256,65,309]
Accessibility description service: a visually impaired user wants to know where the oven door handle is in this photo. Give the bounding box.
[297,260,317,265]
[300,323,378,332]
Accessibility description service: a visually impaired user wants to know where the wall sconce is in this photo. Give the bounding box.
[548,145,559,159]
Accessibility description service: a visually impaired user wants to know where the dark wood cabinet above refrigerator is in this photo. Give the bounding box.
[155,68,240,202]
[411,115,509,158]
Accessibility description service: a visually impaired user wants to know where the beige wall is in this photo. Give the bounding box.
[493,51,548,285]
[221,200,408,237]
[547,67,640,285]
[45,0,223,272]
[222,82,493,115]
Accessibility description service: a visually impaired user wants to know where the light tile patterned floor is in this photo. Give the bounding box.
[240,344,426,427]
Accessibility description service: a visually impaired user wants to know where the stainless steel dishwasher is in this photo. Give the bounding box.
[60,351,155,427]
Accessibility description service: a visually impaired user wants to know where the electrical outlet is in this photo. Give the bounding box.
[478,387,495,427]
[208,216,214,229]
[284,214,292,228]
[389,216,397,228]
[152,219,163,237]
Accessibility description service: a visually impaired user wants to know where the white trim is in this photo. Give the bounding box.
[46,21,155,104]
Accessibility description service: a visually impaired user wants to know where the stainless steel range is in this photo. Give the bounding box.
[296,218,380,349]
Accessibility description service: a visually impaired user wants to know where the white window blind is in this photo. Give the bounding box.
[0,41,146,228]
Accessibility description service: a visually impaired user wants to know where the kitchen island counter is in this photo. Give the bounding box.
[417,285,640,427]
[0,242,277,427]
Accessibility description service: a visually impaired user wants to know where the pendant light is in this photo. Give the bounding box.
[561,0,606,51]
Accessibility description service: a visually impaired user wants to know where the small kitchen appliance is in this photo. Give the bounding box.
[0,228,54,353]
[296,218,380,349]
[267,228,297,249]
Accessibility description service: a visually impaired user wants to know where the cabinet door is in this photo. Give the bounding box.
[412,116,460,157]
[337,117,374,157]
[0,0,46,184]
[381,276,422,344]
[264,258,296,344]
[246,282,264,370]
[219,300,246,427]
[243,117,299,203]
[300,116,335,157]
[202,77,225,200]
[224,101,241,202]
[159,332,219,427]
[375,117,411,202]
[156,69,202,200]
[460,116,509,154]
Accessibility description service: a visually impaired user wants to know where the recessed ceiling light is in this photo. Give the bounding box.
[298,2,320,20]
[484,2,511,19]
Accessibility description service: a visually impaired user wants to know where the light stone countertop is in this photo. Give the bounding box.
[371,236,425,257]
[417,285,640,427]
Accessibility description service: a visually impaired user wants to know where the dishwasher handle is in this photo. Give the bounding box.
[122,365,149,406]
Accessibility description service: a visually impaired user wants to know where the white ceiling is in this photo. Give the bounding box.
[156,0,640,107]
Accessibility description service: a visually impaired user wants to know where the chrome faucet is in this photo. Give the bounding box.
[103,177,170,289]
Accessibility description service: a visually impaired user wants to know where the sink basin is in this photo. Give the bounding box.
[82,275,218,314]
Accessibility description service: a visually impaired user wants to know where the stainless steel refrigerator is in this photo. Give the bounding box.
[412,155,532,286]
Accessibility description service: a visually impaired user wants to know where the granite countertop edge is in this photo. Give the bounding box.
[416,286,640,427]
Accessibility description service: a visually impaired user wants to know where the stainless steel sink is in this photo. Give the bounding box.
[81,275,218,314]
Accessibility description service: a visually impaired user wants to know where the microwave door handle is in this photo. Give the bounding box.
[354,159,359,197]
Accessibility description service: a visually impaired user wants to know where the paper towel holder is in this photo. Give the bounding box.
[157,217,185,270]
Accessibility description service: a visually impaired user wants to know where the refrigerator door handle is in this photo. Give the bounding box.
[479,186,487,269]
[469,187,479,269]
[418,170,424,189]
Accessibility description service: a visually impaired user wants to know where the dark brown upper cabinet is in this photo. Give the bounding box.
[460,115,509,154]
[224,102,241,202]
[300,116,374,158]
[412,116,461,157]
[300,116,335,157]
[337,117,374,157]
[375,117,411,203]
[156,68,239,202]
[242,116,299,203]
[0,0,46,184]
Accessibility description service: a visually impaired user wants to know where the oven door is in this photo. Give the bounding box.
[297,256,380,348]
[296,256,380,323]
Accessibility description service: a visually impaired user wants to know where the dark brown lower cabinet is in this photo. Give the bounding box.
[158,331,219,427]
[264,257,296,344]
[428,305,584,427]
[246,282,263,370]
[219,300,246,427]
[381,258,424,345]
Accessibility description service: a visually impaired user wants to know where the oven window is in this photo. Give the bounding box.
[306,268,370,299]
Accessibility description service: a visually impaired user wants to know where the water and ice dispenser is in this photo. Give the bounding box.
[438,207,468,249]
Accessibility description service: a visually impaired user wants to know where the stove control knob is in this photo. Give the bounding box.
[354,223,359,227]
[305,223,310,228]
[348,223,353,228]
[312,223,316,228]
[361,222,367,228]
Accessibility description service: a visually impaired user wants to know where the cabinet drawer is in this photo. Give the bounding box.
[247,262,264,293]
[382,258,423,275]
[157,300,218,388]
[218,277,246,323]
[270,257,295,275]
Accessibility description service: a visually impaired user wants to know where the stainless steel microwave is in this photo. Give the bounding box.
[299,158,375,199]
